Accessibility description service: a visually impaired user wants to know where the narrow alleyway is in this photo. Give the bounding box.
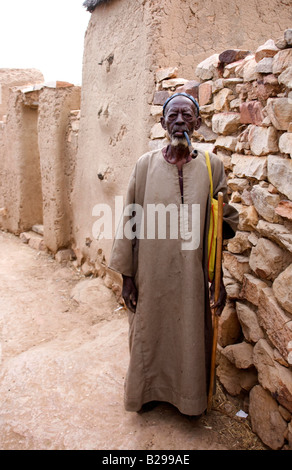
[0,230,265,450]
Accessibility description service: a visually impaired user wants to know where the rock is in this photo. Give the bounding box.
[161,78,189,89]
[258,287,292,361]
[248,125,278,156]
[195,54,220,81]
[198,81,213,106]
[217,355,257,396]
[155,67,178,83]
[267,155,292,199]
[55,249,75,263]
[256,220,292,253]
[249,385,287,450]
[176,80,200,100]
[279,132,292,157]
[212,113,241,135]
[250,184,280,222]
[253,339,292,413]
[249,237,290,281]
[273,49,292,75]
[215,135,237,152]
[284,28,292,46]
[153,91,170,106]
[227,178,250,192]
[265,98,292,131]
[227,230,251,254]
[255,39,279,63]
[231,154,267,180]
[278,66,292,88]
[240,273,268,307]
[230,203,259,231]
[255,57,274,74]
[213,88,232,111]
[242,56,260,82]
[221,342,254,369]
[222,251,250,282]
[240,101,264,126]
[236,301,264,343]
[218,301,242,347]
[275,200,292,220]
[150,122,165,139]
[273,263,292,314]
[219,49,251,65]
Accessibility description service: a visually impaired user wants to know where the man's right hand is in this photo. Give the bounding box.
[122,275,138,313]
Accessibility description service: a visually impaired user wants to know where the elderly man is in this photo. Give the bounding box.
[109,92,238,416]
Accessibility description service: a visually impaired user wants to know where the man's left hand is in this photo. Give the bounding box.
[209,274,227,316]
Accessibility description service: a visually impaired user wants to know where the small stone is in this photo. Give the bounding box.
[195,54,220,81]
[236,300,264,343]
[248,125,279,156]
[176,80,200,99]
[219,49,251,65]
[258,287,292,360]
[278,66,292,88]
[256,57,274,74]
[273,263,292,314]
[250,184,280,223]
[153,91,170,106]
[150,122,165,139]
[155,67,178,83]
[255,39,279,63]
[198,81,213,106]
[231,154,267,180]
[273,49,292,75]
[240,101,264,126]
[265,97,292,131]
[161,78,189,89]
[267,155,292,200]
[221,342,254,369]
[212,112,241,135]
[240,274,267,308]
[249,237,290,281]
[249,385,287,450]
[213,88,232,111]
[279,132,292,157]
[275,200,292,220]
[284,28,292,46]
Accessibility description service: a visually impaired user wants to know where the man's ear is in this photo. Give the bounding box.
[194,116,202,130]
[160,116,166,130]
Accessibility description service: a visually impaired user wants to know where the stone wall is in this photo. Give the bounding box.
[148,30,292,450]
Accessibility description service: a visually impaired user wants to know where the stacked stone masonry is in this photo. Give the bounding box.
[150,30,292,450]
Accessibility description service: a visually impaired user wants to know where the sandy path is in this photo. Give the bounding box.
[0,230,265,450]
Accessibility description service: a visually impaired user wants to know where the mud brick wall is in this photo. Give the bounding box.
[149,31,292,450]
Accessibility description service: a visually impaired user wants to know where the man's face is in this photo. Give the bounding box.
[160,96,201,147]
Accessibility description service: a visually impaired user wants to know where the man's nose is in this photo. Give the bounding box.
[174,111,185,123]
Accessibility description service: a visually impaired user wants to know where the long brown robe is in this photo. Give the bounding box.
[109,147,238,416]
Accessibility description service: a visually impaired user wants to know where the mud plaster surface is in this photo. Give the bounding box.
[0,231,265,450]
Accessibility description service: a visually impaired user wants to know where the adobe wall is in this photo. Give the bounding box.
[0,83,81,251]
[0,68,44,120]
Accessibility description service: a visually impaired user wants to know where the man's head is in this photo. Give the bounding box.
[160,93,201,148]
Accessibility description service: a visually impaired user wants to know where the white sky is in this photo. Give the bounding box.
[0,0,90,85]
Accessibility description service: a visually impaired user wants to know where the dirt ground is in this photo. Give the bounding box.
[0,230,266,451]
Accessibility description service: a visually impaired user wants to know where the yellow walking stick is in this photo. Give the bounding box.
[207,191,224,413]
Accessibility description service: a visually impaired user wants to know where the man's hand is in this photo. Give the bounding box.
[209,271,226,316]
[122,275,138,313]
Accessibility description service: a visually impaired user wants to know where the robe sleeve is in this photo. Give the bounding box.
[108,166,137,277]
[210,152,239,240]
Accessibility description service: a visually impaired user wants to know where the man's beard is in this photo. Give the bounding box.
[166,131,189,149]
